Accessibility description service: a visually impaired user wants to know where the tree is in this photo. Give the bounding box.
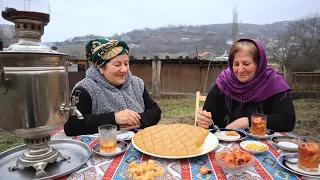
[0,28,3,50]
[288,14,320,62]
[271,14,320,85]
[232,5,239,43]
[285,14,320,73]
[0,25,17,48]
[269,27,301,85]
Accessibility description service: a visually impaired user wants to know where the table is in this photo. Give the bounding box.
[51,127,301,180]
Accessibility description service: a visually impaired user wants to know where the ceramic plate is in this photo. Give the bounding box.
[93,140,128,157]
[277,154,320,178]
[245,128,275,139]
[132,132,219,159]
[117,131,135,141]
[240,140,268,154]
[211,129,246,142]
[271,136,298,152]
[92,130,136,141]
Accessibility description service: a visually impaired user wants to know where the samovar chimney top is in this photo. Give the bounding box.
[1,0,51,52]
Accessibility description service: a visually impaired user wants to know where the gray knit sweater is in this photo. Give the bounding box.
[73,67,145,114]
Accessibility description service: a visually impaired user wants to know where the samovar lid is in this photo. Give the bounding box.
[1,7,52,53]
[0,5,68,66]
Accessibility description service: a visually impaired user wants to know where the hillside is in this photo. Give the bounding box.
[55,21,291,59]
[0,21,291,59]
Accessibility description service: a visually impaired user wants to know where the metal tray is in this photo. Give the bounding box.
[0,139,91,180]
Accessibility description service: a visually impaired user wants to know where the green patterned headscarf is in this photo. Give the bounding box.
[85,39,130,67]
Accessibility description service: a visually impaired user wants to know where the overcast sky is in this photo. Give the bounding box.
[1,0,319,42]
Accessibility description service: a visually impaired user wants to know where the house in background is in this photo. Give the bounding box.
[215,50,229,61]
[198,50,230,62]
[198,52,216,61]
[181,37,190,42]
[268,62,280,72]
[226,39,233,45]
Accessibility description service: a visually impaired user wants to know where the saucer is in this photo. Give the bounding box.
[92,140,128,157]
[271,136,298,152]
[244,128,275,139]
[92,130,136,141]
[277,154,320,178]
[117,131,135,141]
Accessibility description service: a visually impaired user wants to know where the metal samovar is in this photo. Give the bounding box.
[0,0,84,177]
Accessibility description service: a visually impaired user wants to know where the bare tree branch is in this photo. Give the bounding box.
[288,14,320,61]
[232,5,238,43]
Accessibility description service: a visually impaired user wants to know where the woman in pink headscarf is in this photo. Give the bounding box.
[196,39,296,132]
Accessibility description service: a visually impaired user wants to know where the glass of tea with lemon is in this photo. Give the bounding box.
[98,124,117,153]
[251,114,267,136]
[298,136,320,172]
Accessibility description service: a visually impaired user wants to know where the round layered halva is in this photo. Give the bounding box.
[133,124,209,156]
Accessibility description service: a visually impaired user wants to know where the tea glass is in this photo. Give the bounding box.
[98,124,117,153]
[251,113,267,136]
[298,136,320,172]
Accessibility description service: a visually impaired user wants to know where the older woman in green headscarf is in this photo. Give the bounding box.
[64,39,161,136]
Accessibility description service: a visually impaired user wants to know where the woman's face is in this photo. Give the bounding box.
[99,54,129,86]
[232,49,258,83]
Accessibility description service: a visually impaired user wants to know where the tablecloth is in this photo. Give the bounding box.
[51,127,301,180]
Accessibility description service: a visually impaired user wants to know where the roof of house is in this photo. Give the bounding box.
[198,52,215,57]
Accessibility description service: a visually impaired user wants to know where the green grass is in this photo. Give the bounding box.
[157,98,320,139]
[0,131,24,152]
[292,84,320,92]
[157,98,195,118]
[292,99,320,138]
[1,98,319,152]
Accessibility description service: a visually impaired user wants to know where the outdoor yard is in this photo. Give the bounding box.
[0,98,319,152]
[157,98,320,139]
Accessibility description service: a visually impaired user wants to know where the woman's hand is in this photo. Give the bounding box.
[119,124,140,131]
[197,110,213,129]
[115,109,141,126]
[225,117,249,129]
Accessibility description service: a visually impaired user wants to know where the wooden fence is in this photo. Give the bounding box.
[129,59,228,97]
[67,58,320,98]
[292,72,320,84]
[68,71,85,93]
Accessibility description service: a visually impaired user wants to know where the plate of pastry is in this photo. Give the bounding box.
[211,128,247,142]
[132,124,219,159]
